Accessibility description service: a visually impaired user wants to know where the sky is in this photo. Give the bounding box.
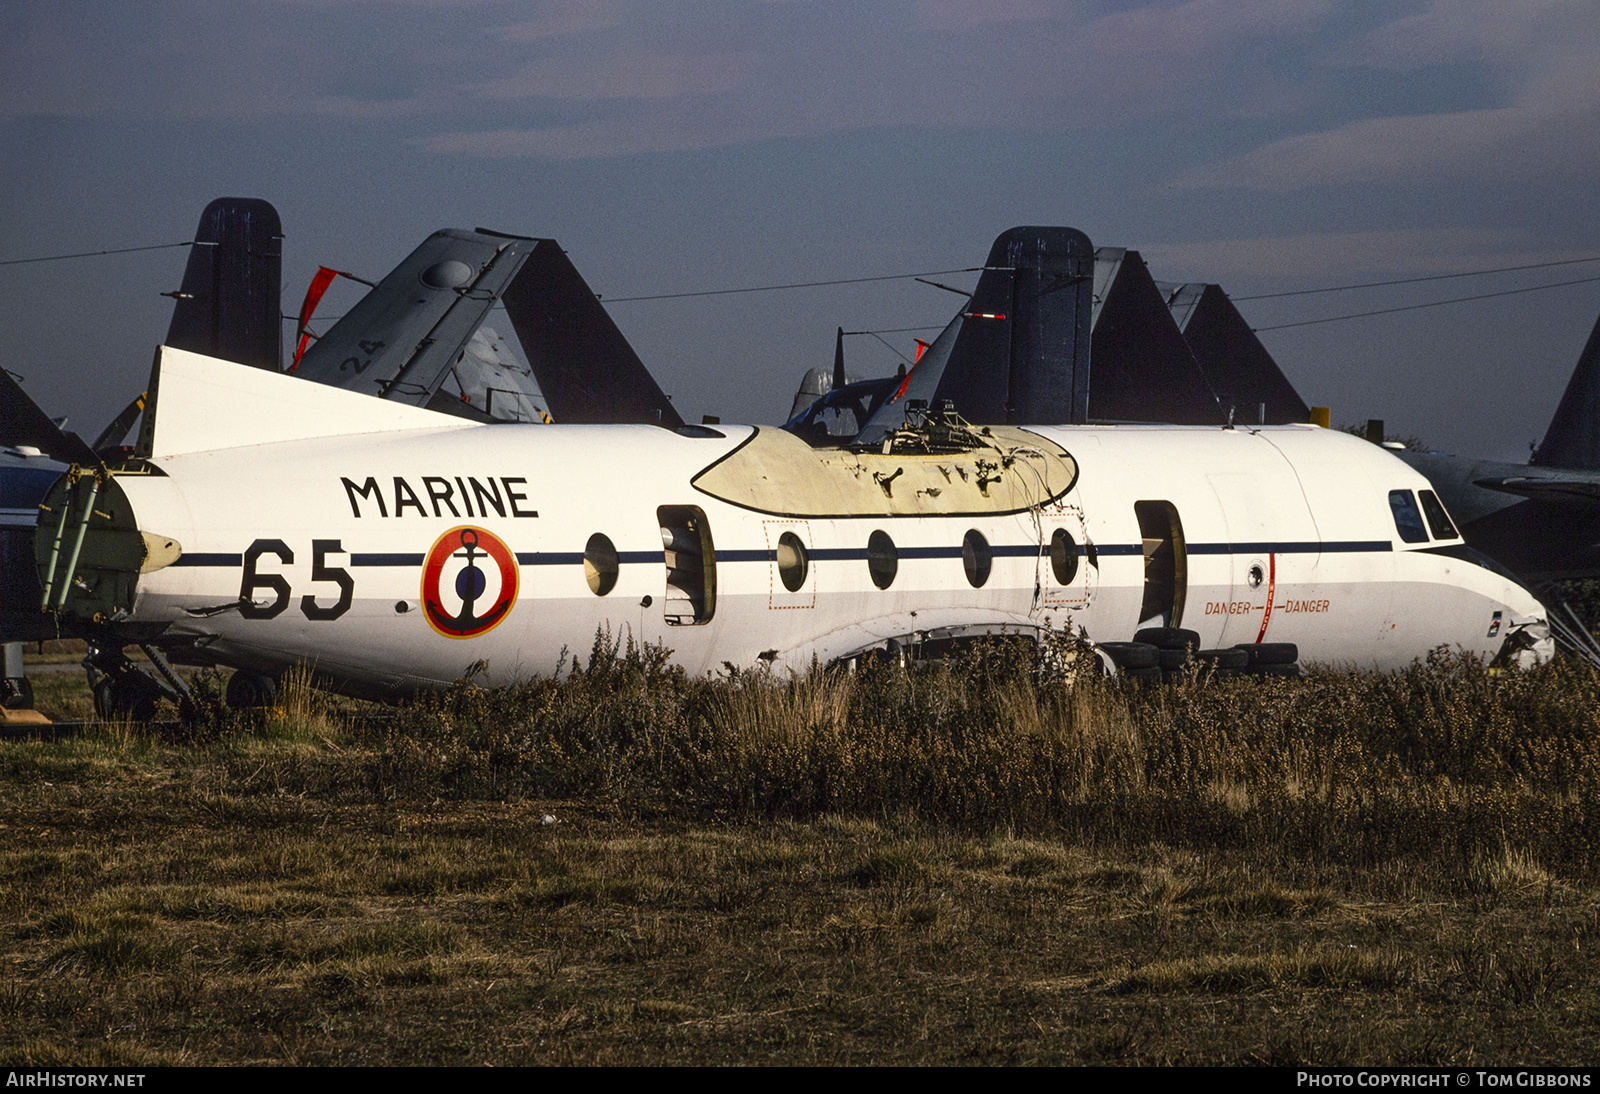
[3,0,1599,462]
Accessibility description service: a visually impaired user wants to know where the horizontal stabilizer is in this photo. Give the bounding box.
[141,347,472,459]
[1472,476,1600,507]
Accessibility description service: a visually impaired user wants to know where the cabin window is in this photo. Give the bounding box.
[867,530,898,590]
[584,533,619,596]
[1418,490,1459,540]
[1134,500,1187,628]
[776,531,809,593]
[962,529,992,588]
[1388,490,1429,544]
[1050,528,1078,587]
[658,506,717,624]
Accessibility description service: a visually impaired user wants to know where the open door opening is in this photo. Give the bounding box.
[1135,500,1186,627]
[658,505,716,625]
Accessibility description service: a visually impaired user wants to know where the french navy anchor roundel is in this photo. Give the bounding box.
[421,526,520,638]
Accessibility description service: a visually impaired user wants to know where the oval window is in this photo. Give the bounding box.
[776,531,809,592]
[962,529,992,588]
[867,530,898,590]
[584,533,619,596]
[1050,527,1079,586]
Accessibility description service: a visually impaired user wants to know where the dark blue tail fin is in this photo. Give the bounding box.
[164,198,282,371]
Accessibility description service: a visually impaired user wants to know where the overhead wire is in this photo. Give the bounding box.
[13,234,1600,341]
[0,240,205,268]
[1254,274,1600,332]
[1234,254,1600,300]
[601,267,981,303]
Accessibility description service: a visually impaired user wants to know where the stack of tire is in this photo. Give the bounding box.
[1096,628,1299,682]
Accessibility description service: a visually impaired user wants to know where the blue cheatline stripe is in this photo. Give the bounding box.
[210,538,1397,572]
[171,553,242,567]
[899,546,964,560]
[515,552,584,565]
[1186,541,1393,555]
[351,553,424,566]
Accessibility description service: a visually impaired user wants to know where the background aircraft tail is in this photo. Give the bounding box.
[164,197,282,371]
[933,225,1096,425]
[1087,251,1223,425]
[1532,312,1600,469]
[502,240,684,428]
[1162,282,1310,425]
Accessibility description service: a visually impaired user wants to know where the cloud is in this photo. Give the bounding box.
[1334,0,1587,71]
[495,0,620,42]
[914,0,1059,32]
[475,51,761,101]
[1082,0,1332,57]
[1179,0,1600,188]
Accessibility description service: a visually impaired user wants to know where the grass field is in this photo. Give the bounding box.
[3,641,1599,1065]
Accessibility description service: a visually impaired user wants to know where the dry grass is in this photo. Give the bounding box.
[3,640,1600,1064]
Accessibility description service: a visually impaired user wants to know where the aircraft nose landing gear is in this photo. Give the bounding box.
[83,641,192,721]
[224,670,278,710]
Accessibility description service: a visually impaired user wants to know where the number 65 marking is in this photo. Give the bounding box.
[239,539,354,621]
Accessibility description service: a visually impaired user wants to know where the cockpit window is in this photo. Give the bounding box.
[1418,490,1459,540]
[1388,490,1429,544]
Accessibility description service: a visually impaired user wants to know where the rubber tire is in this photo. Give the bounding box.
[225,670,279,710]
[1098,641,1159,670]
[1134,627,1201,652]
[1250,662,1303,678]
[1157,646,1191,670]
[109,674,161,721]
[92,678,116,720]
[1196,647,1251,670]
[1234,642,1299,667]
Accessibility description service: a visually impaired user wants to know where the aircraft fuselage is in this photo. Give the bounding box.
[50,407,1546,698]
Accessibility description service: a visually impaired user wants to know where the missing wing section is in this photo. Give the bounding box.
[500,240,684,428]
[164,198,283,372]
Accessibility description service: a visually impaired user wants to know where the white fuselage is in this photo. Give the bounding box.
[110,417,1546,695]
